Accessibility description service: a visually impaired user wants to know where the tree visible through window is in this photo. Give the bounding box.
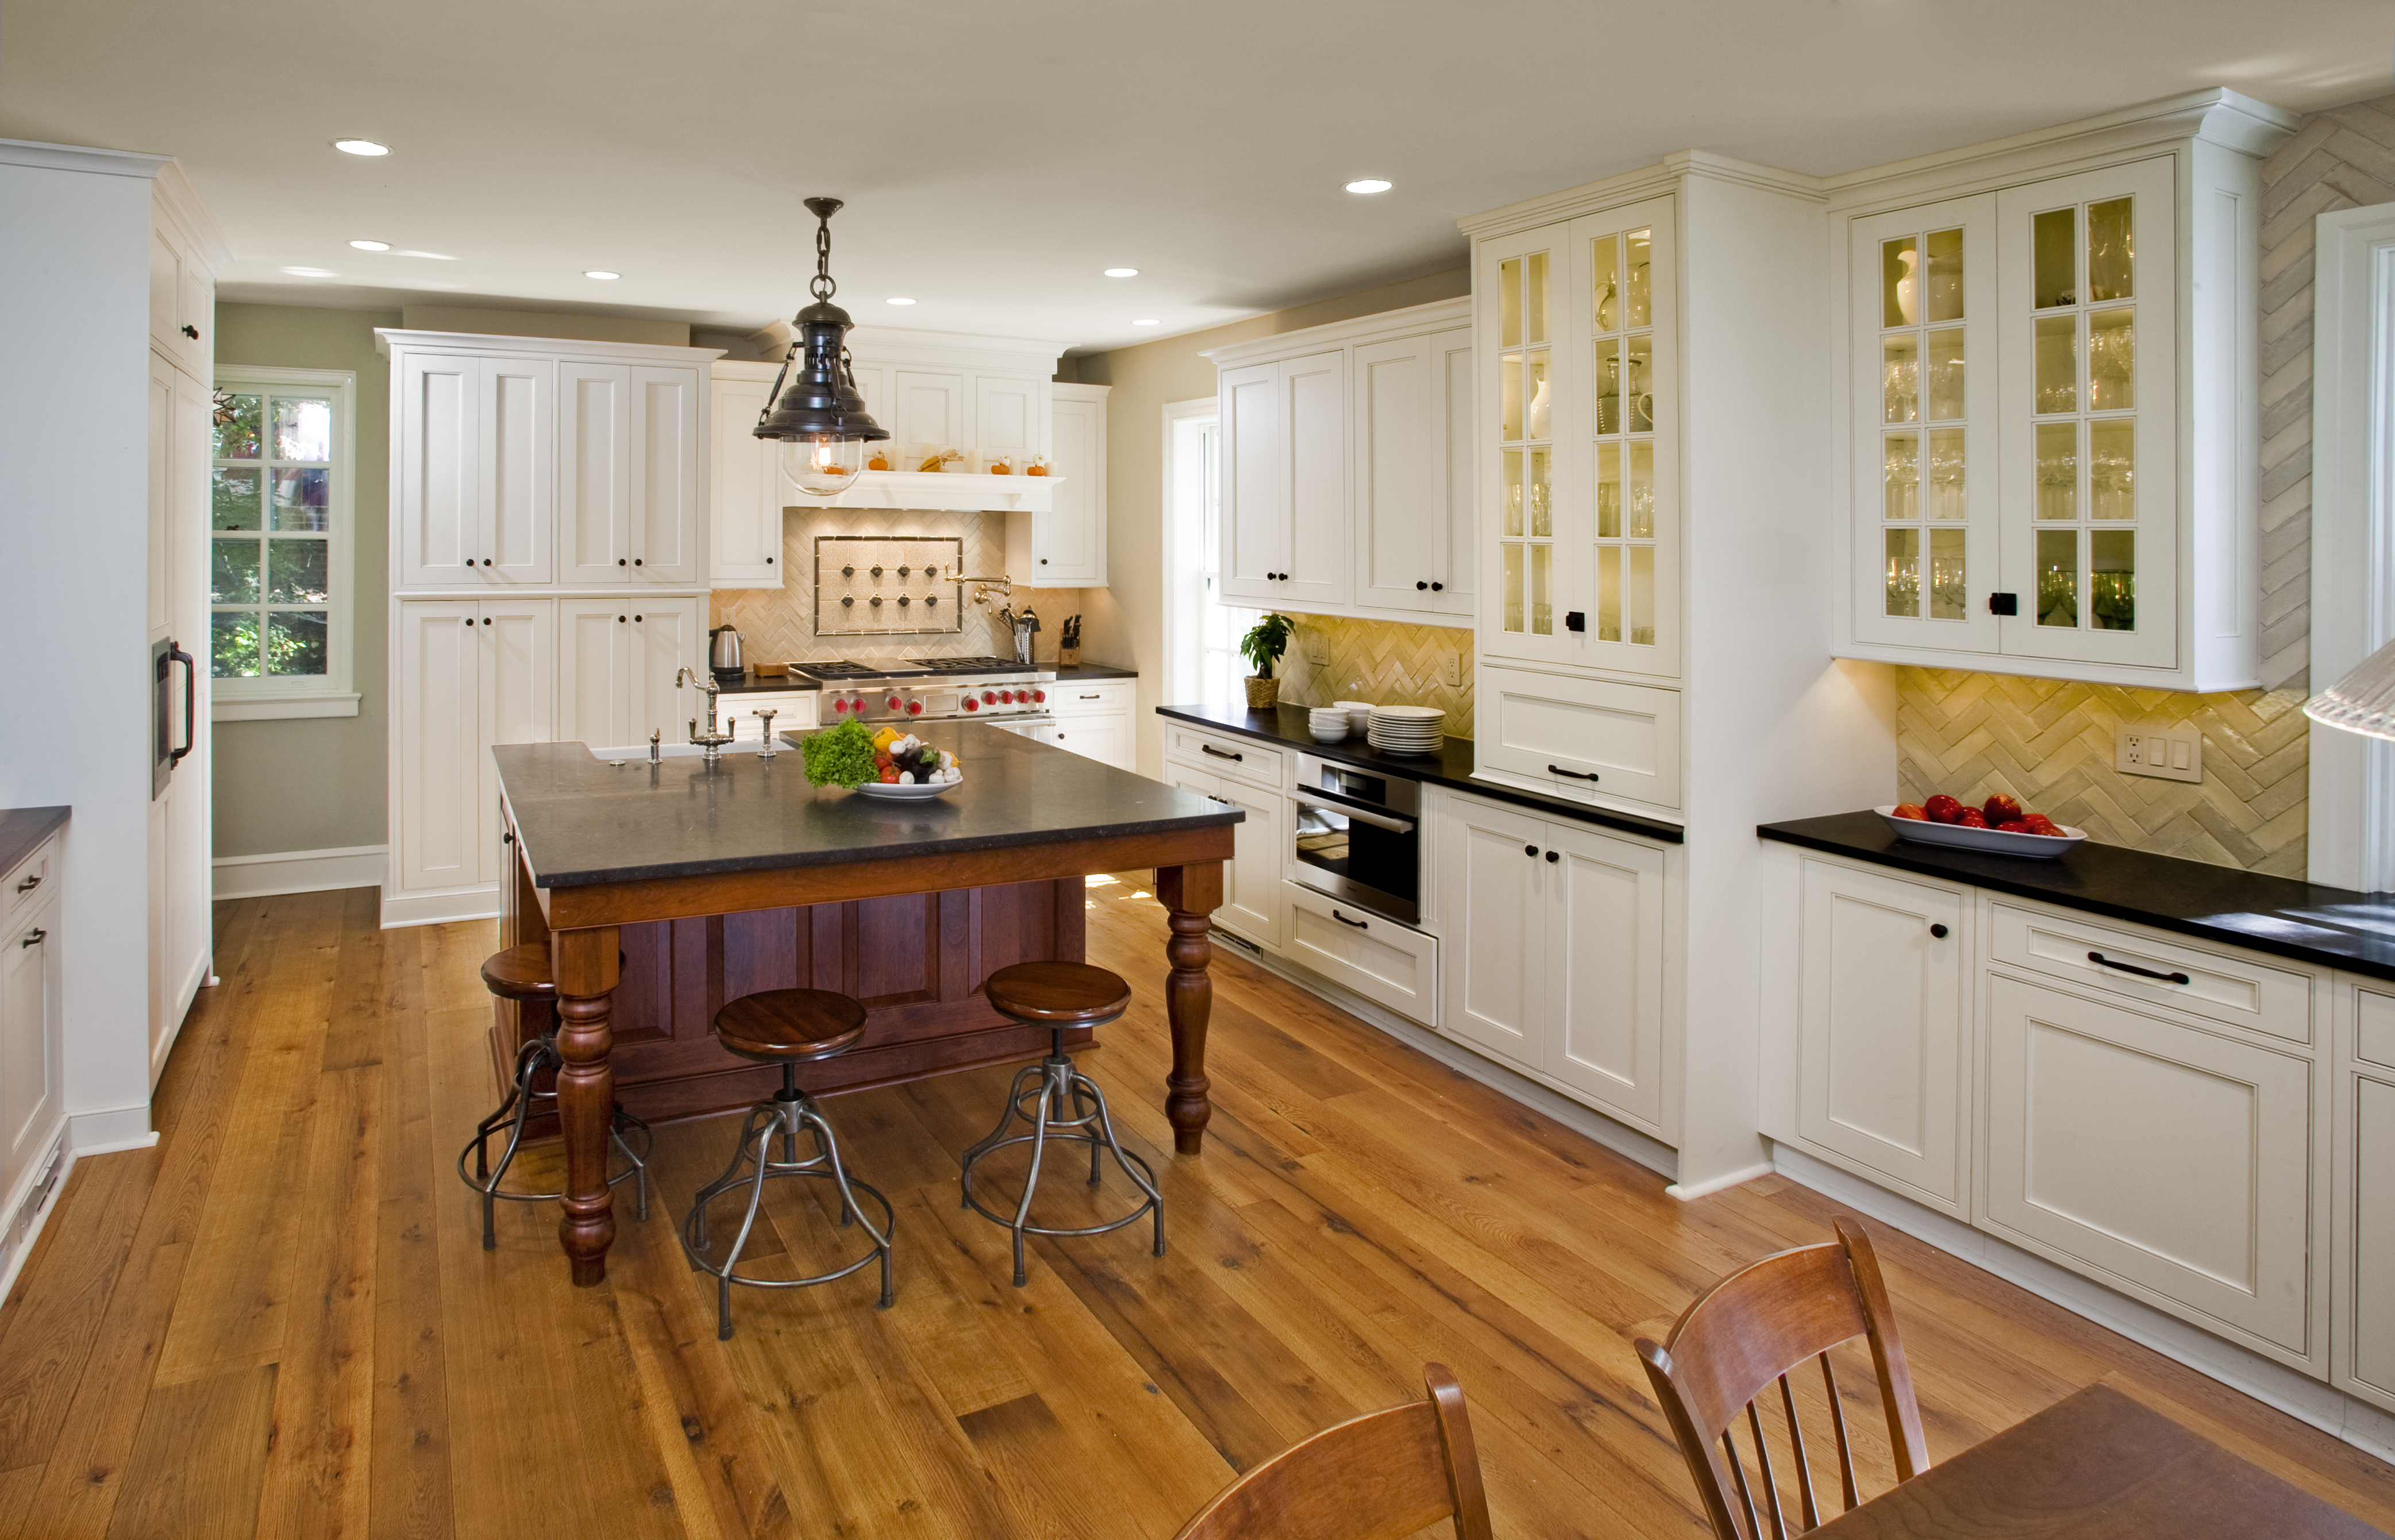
[211,383,338,679]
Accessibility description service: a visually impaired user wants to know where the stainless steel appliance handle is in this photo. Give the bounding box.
[1291,789,1415,834]
[168,642,196,767]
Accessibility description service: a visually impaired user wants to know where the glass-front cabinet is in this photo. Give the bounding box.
[1480,195,1679,679]
[1834,132,2263,691]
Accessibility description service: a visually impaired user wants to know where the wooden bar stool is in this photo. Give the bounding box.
[457,942,652,1250]
[681,988,894,1338]
[959,961,1163,1287]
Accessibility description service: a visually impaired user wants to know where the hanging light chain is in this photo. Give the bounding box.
[811,207,836,302]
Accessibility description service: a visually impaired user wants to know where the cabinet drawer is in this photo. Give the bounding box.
[1052,680,1134,715]
[1284,883,1437,1026]
[3,839,55,924]
[2358,987,2395,1072]
[1164,725,1283,789]
[1474,664,1681,812]
[721,691,818,733]
[1982,974,2317,1363]
[1988,903,2312,1046]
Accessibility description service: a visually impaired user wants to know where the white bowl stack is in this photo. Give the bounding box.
[1335,699,1374,735]
[1366,704,1446,756]
[1306,706,1352,742]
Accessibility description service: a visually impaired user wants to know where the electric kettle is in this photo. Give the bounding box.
[709,625,745,684]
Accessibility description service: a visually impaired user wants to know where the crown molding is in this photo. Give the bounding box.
[371,328,726,364]
[1200,296,1472,365]
[0,136,170,178]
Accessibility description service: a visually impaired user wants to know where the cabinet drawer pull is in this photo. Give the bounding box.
[1930,923,1949,939]
[14,875,38,895]
[1199,744,1244,762]
[2088,950,2189,985]
[1331,908,1369,929]
[1079,693,1102,700]
[1548,764,1599,781]
[20,928,44,949]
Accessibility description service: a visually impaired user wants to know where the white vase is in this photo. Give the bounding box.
[1527,376,1551,439]
[1894,249,1919,326]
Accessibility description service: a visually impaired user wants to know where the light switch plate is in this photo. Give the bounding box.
[2117,723,2202,783]
[1444,652,1463,687]
[1302,633,1329,666]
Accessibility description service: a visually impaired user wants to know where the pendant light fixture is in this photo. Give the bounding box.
[755,197,890,497]
[2307,637,2395,740]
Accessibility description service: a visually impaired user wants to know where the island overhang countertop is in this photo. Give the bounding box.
[492,722,1242,892]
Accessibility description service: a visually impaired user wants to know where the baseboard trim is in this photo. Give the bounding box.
[68,1104,157,1157]
[1228,933,1681,1183]
[214,844,387,899]
[1667,1161,1774,1202]
[380,884,499,929]
[1771,1144,2395,1464]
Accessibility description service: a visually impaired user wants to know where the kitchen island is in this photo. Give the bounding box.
[491,724,1238,1285]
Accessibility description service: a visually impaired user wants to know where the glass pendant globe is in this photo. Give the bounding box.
[782,435,869,498]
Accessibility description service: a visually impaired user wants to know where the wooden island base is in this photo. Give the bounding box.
[498,860,1095,1125]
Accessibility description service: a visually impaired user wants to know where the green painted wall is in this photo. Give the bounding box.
[210,303,398,858]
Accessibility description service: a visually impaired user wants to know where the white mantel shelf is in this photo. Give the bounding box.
[804,470,1061,514]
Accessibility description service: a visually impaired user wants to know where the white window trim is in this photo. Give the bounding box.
[1161,396,1215,708]
[211,365,360,721]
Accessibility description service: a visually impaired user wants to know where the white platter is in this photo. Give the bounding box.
[1875,804,2084,858]
[852,779,958,801]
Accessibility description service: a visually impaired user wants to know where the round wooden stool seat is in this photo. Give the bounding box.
[715,990,870,1063]
[983,961,1131,1026]
[480,943,556,1002]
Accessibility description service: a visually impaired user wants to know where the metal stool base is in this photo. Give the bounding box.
[457,1033,652,1250]
[680,1081,894,1339]
[958,1041,1164,1287]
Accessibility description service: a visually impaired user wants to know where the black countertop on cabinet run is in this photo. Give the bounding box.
[492,722,1235,890]
[0,807,68,881]
[1759,811,2395,984]
[713,661,1137,695]
[1157,703,1684,844]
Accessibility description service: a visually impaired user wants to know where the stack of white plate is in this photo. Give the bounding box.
[1306,706,1351,743]
[1366,704,1446,756]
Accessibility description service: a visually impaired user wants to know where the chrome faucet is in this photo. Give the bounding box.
[753,708,779,759]
[676,667,736,764]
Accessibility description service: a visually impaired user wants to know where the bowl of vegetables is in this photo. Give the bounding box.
[800,719,964,799]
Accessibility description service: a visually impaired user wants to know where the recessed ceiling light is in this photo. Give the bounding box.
[348,240,391,251]
[1104,267,1139,278]
[332,138,390,157]
[281,267,337,278]
[1345,178,1393,194]
[885,297,917,305]
[1132,318,1161,327]
[583,270,621,280]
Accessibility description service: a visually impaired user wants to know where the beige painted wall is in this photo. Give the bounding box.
[1073,268,1470,776]
[210,302,400,857]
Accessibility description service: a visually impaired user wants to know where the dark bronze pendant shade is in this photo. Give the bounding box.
[756,197,890,497]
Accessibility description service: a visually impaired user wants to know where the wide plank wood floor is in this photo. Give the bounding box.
[0,877,2389,1538]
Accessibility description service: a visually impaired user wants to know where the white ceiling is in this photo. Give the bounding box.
[1,1,2384,356]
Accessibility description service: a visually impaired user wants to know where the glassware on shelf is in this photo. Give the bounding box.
[1885,529,1921,618]
[1595,346,1622,435]
[1528,544,1553,635]
[1597,546,1623,640]
[1627,442,1654,537]
[1928,428,1965,520]
[1502,450,1524,538]
[1528,448,1553,536]
[1627,545,1655,645]
[1924,328,1965,421]
[1884,432,1920,521]
[1501,544,1524,633]
[2089,419,2134,519]
[2036,529,2079,627]
[1626,343,1653,433]
[1500,257,1523,349]
[1923,227,1965,323]
[1523,251,1550,344]
[1882,334,1919,422]
[1501,355,1523,441]
[2034,315,2078,413]
[1928,528,1966,620]
[2090,530,2135,630]
[2087,198,2134,302]
[1626,229,1653,327]
[1593,235,1620,332]
[1595,443,1620,538]
[2088,308,2135,411]
[2035,422,2078,521]
[2033,207,2077,309]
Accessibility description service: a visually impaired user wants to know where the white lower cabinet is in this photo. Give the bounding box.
[1981,972,2319,1368]
[1283,881,1438,1026]
[1048,679,1134,771]
[2336,989,2395,1414]
[396,599,556,895]
[1473,661,1682,814]
[0,840,61,1218]
[1162,753,1285,953]
[557,596,702,749]
[1435,792,1668,1134]
[1795,860,1968,1211]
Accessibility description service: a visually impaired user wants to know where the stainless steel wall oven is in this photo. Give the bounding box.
[1289,752,1422,925]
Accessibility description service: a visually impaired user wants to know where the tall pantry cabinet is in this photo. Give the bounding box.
[380,330,722,926]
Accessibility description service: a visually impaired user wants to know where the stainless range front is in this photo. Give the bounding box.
[790,656,1057,727]
[1289,752,1423,925]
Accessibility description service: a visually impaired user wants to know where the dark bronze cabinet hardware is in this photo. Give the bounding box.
[2088,951,2189,985]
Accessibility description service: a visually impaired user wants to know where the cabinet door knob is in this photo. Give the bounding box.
[482,558,493,567]
[1524,844,1539,857]
[633,558,642,566]
[1040,558,1049,565]
[1988,592,2019,616]
[1563,610,1585,633]
[618,615,627,623]
[180,324,199,340]
[1930,923,1949,939]
[1431,582,1443,592]
[1417,580,1429,591]
[765,555,774,564]
[619,559,627,567]
[1545,849,1559,863]
[482,617,491,625]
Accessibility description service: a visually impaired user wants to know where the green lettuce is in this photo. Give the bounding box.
[800,719,881,788]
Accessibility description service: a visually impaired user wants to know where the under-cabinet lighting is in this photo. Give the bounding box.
[332,138,390,156]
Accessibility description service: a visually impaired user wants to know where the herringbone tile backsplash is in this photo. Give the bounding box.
[1896,669,2308,876]
[1270,614,1476,740]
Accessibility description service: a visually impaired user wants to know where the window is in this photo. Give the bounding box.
[210,367,358,719]
[1165,402,1258,707]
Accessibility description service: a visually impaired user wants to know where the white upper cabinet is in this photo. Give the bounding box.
[1217,349,1348,611]
[974,375,1040,471]
[394,351,555,586]
[709,366,783,588]
[630,366,701,582]
[1354,327,1474,618]
[559,362,633,584]
[1829,92,2297,690]
[478,355,556,584]
[1004,382,1108,586]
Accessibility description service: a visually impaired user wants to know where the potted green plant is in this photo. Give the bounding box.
[1240,613,1293,710]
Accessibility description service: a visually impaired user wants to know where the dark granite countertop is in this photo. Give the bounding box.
[0,807,68,881]
[1157,703,1684,844]
[711,661,1136,695]
[1048,663,1138,682]
[493,722,1235,890]
[1761,811,2395,984]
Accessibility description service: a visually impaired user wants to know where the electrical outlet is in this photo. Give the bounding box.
[1443,652,1462,687]
[1302,632,1329,666]
[2117,723,2203,783]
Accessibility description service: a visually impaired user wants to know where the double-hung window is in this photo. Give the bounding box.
[210,367,359,718]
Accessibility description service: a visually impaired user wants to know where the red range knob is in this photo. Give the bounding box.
[887,695,902,710]
[998,690,1014,704]
[1032,690,1046,703]
[831,698,848,714]
[963,698,979,711]
[982,690,997,704]
[906,700,923,714]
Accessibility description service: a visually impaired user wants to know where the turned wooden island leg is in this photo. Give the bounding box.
[551,926,622,1285]
[1154,862,1223,1155]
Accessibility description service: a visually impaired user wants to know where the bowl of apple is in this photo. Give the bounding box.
[1877,794,2085,858]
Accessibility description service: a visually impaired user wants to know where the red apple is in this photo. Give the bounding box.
[1891,803,1928,821]
[2022,813,2062,837]
[1983,793,2024,825]
[1995,819,2032,834]
[1923,794,1964,824]
[1954,808,1989,828]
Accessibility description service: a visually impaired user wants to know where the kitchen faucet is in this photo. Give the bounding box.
[676,667,736,764]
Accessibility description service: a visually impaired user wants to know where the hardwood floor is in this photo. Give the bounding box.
[0,877,2389,1538]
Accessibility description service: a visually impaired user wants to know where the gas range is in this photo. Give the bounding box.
[788,657,1057,725]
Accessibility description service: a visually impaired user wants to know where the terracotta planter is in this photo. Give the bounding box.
[1244,676,1280,710]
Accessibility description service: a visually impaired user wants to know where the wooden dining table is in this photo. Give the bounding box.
[1812,1383,2389,1539]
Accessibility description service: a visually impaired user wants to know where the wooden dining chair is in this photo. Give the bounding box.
[1171,1362,1493,1540]
[1635,1216,1929,1540]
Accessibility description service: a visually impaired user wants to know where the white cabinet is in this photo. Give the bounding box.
[1162,732,1287,953]
[2336,988,2395,1415]
[889,369,968,462]
[1353,326,1474,618]
[1,835,62,1220]
[395,600,556,896]
[1006,383,1108,586]
[1792,858,1969,1211]
[557,596,701,749]
[1047,678,1134,770]
[1830,94,2296,690]
[1218,350,1349,611]
[1434,792,1668,1133]
[975,375,1041,471]
[1472,662,1682,813]
[709,365,784,588]
[1284,881,1439,1026]
[558,363,704,586]
[395,352,556,586]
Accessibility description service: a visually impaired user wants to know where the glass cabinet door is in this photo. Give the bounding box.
[1478,221,1572,665]
[1572,196,1678,677]
[1847,192,1998,656]
[1997,157,2176,670]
